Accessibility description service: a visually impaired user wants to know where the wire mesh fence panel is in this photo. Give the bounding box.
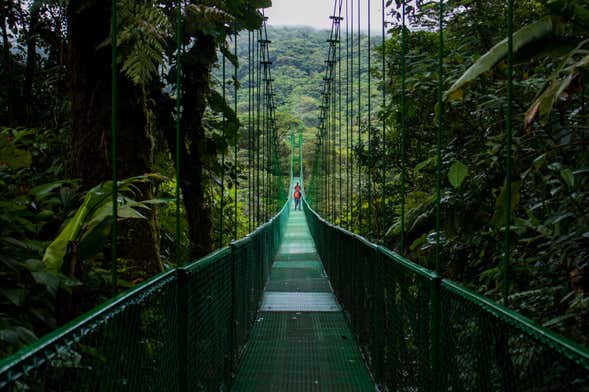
[439,281,589,392]
[0,271,180,392]
[303,199,589,392]
[379,249,433,391]
[183,248,234,391]
[0,191,292,392]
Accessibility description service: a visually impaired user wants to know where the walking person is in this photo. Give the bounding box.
[293,182,302,211]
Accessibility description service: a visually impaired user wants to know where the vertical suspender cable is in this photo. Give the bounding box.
[248,31,252,233]
[400,0,406,254]
[260,39,264,220]
[220,51,226,247]
[339,16,343,224]
[234,33,238,240]
[347,0,352,229]
[256,30,261,226]
[503,0,514,305]
[432,3,444,387]
[381,0,386,241]
[350,0,354,229]
[175,0,182,265]
[357,0,362,231]
[111,0,118,290]
[367,0,372,237]
[332,52,336,221]
[435,0,443,273]
[247,32,250,231]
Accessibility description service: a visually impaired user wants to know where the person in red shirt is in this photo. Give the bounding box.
[293,182,302,211]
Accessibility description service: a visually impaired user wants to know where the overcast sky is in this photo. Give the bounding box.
[264,0,386,32]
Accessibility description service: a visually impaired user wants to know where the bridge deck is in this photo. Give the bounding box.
[232,192,375,391]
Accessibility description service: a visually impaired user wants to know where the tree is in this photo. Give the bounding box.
[67,0,161,276]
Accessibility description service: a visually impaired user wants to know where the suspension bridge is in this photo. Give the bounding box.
[1,0,588,391]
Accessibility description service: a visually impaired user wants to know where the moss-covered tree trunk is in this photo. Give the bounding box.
[67,0,161,277]
[164,33,216,260]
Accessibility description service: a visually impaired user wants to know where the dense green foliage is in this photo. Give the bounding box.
[1,0,587,360]
[0,0,278,357]
[308,0,589,345]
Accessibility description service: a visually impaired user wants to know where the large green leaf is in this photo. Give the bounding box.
[448,161,469,188]
[524,39,589,130]
[490,181,521,228]
[42,196,93,272]
[444,16,559,102]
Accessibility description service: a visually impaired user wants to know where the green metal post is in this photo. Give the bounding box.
[175,2,187,391]
[400,0,406,254]
[338,30,343,223]
[111,0,118,292]
[431,2,444,389]
[248,31,252,233]
[177,268,188,392]
[234,32,238,240]
[256,30,261,226]
[349,0,354,230]
[367,0,372,237]
[381,0,386,241]
[503,0,514,307]
[357,0,362,231]
[220,51,225,247]
[175,0,182,265]
[347,0,351,229]
[299,134,303,179]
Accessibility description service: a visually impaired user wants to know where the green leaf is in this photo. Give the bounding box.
[490,181,521,228]
[0,288,28,306]
[525,39,589,129]
[42,196,93,272]
[31,271,61,297]
[448,161,469,188]
[560,168,574,189]
[444,16,558,102]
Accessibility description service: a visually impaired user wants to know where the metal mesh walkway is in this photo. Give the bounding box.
[232,181,375,391]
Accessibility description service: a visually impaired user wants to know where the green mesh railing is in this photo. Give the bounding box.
[303,199,589,392]
[0,194,290,391]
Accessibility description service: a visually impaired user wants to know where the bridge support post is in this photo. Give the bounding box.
[177,268,188,392]
[431,274,442,391]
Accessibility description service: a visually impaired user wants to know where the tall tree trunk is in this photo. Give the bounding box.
[1,2,15,125]
[67,0,161,277]
[164,34,216,260]
[23,5,39,124]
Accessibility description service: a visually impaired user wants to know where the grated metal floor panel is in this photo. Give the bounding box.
[232,312,375,391]
[232,193,375,391]
[260,292,340,311]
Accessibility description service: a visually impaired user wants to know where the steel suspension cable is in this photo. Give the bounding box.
[332,51,336,221]
[367,0,372,237]
[347,0,352,229]
[435,0,443,273]
[256,29,261,226]
[220,50,226,247]
[261,40,266,220]
[234,32,238,240]
[357,0,362,231]
[111,0,118,290]
[338,20,343,225]
[503,0,514,305]
[381,0,386,241]
[400,0,406,254]
[175,0,182,265]
[248,31,252,233]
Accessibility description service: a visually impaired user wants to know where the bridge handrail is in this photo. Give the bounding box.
[0,181,294,391]
[303,197,589,390]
